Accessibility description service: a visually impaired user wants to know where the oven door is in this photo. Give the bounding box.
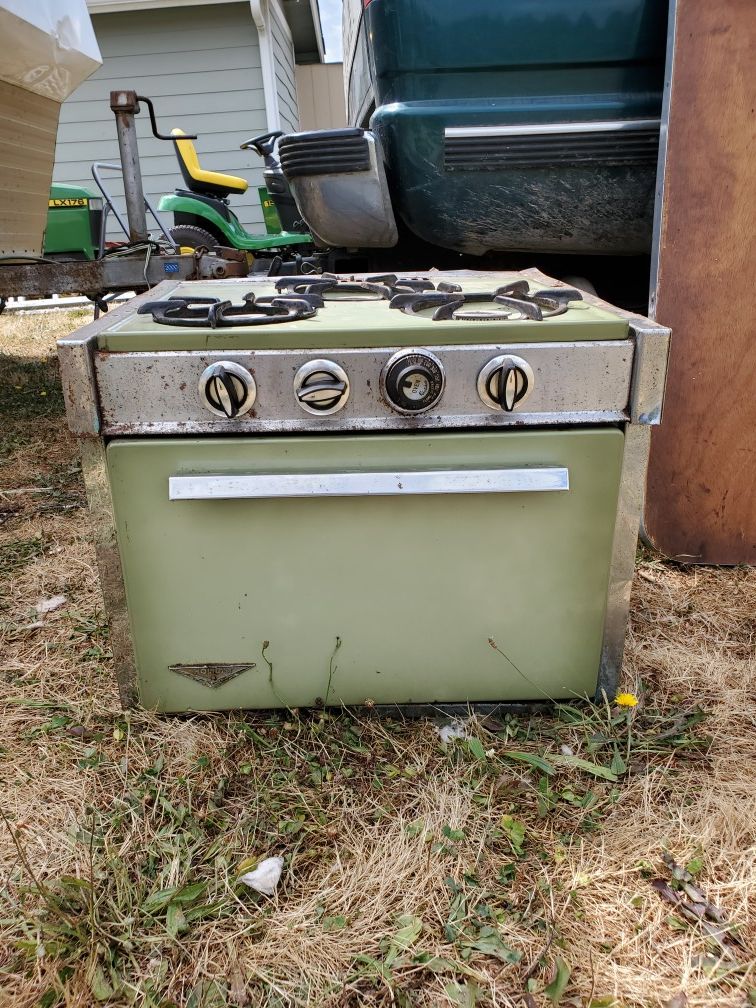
[106,428,624,711]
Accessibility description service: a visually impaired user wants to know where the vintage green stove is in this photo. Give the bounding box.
[58,271,669,713]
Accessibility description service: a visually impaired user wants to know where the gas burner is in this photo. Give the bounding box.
[275,272,445,301]
[137,291,322,328]
[389,281,583,321]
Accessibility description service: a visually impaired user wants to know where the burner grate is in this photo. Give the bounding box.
[136,277,583,327]
[137,292,322,327]
[390,280,583,321]
[274,272,444,301]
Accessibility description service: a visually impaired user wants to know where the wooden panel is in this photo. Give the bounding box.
[295,64,347,131]
[0,79,59,256]
[645,0,756,564]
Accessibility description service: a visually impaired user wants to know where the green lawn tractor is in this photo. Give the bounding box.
[157,128,314,262]
[44,183,103,260]
[43,169,172,261]
[44,128,313,267]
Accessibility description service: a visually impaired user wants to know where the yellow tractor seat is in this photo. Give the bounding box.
[171,128,248,199]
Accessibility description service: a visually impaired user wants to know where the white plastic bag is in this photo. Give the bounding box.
[239,856,284,897]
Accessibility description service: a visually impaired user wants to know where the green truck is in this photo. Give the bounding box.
[279,0,669,260]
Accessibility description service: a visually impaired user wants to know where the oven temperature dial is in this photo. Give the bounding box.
[477,355,535,412]
[199,361,256,419]
[294,359,350,415]
[381,349,445,414]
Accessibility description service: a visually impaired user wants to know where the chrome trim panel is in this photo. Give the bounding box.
[169,467,570,501]
[444,119,661,139]
[102,411,628,436]
[649,0,678,317]
[444,119,662,171]
[597,425,651,701]
[94,340,634,434]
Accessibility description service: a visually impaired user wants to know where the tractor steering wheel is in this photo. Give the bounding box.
[240,130,284,156]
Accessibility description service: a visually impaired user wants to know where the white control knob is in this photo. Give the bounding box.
[294,359,350,415]
[477,355,534,412]
[199,361,256,418]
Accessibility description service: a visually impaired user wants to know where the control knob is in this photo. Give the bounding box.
[294,360,350,415]
[199,361,256,418]
[380,349,445,414]
[477,355,534,412]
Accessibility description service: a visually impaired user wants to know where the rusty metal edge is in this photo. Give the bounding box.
[1,252,245,301]
[58,281,176,434]
[61,284,177,709]
[79,439,139,708]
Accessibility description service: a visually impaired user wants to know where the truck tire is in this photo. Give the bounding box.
[169,225,219,252]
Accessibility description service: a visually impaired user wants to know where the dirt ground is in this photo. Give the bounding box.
[1,309,754,1008]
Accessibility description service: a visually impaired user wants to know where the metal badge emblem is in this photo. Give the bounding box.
[169,662,254,687]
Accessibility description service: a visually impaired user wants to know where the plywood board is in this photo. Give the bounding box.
[296,63,347,131]
[645,0,756,564]
[0,79,59,256]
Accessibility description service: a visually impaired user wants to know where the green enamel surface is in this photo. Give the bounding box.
[107,428,624,712]
[97,277,627,351]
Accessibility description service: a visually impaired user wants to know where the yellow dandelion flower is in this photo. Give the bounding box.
[615,692,638,707]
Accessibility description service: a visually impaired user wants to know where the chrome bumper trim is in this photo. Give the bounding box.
[444,119,662,139]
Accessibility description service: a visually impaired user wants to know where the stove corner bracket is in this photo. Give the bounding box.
[628,320,671,425]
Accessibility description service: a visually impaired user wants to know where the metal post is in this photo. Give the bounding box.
[110,90,148,244]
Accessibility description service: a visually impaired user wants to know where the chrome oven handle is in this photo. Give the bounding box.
[168,467,569,500]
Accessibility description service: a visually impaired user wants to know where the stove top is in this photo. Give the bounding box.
[97,271,628,352]
[56,268,672,437]
[136,275,586,330]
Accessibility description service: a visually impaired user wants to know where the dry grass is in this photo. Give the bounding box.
[0,309,754,1008]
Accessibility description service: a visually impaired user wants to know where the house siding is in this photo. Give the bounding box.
[53,2,273,239]
[270,0,299,133]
